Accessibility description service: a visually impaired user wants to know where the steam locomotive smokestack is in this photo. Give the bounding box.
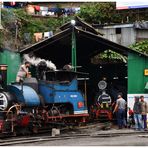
[23,54,56,71]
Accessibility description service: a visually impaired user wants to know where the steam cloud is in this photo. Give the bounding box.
[23,54,56,71]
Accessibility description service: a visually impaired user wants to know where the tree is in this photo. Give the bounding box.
[1,8,73,50]
[129,40,148,55]
[78,2,121,24]
[91,50,127,64]
[78,2,148,24]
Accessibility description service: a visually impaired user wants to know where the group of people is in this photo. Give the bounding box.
[113,93,148,131]
[133,95,147,131]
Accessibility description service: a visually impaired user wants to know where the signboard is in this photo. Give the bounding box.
[144,69,148,76]
[116,0,148,10]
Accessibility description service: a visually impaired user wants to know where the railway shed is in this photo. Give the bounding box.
[1,16,148,109]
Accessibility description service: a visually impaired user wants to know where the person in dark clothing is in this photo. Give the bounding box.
[133,96,143,131]
[128,107,135,128]
[140,95,148,130]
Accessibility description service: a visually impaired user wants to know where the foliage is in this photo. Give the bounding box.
[13,8,73,40]
[78,2,121,24]
[78,2,148,24]
[92,40,148,64]
[1,8,73,49]
[129,40,148,55]
[91,50,127,64]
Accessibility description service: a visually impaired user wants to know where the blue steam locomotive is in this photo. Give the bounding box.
[0,63,89,135]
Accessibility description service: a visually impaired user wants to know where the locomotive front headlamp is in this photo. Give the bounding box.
[71,20,76,26]
[0,93,8,111]
[98,80,107,90]
[0,66,7,71]
[78,101,84,108]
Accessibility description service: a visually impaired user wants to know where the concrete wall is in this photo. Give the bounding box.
[97,25,148,47]
[121,28,136,46]
[136,29,148,41]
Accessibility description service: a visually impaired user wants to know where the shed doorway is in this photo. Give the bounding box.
[82,50,128,109]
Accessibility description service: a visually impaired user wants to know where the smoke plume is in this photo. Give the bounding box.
[23,54,56,71]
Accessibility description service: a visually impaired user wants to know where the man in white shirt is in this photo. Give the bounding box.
[16,61,31,82]
[113,93,127,129]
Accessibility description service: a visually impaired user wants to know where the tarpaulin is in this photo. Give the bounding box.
[134,21,148,29]
[44,31,53,38]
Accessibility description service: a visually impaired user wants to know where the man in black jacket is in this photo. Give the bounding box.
[133,96,143,131]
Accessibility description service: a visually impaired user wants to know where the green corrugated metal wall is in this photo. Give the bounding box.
[128,53,148,94]
[0,49,21,84]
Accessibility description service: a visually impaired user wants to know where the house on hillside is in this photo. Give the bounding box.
[93,21,148,47]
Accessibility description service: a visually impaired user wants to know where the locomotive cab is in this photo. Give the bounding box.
[39,70,88,117]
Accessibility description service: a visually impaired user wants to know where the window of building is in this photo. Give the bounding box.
[116,28,121,34]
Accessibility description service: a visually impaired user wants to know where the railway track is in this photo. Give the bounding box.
[0,130,147,146]
[0,121,146,146]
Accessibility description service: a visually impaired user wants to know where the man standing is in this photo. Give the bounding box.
[16,61,31,82]
[113,93,126,129]
[140,95,148,130]
[133,96,143,131]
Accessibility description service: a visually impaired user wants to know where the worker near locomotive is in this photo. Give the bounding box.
[113,92,127,129]
[16,61,31,82]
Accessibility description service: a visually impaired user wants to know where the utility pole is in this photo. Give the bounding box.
[15,20,18,50]
[71,20,77,72]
